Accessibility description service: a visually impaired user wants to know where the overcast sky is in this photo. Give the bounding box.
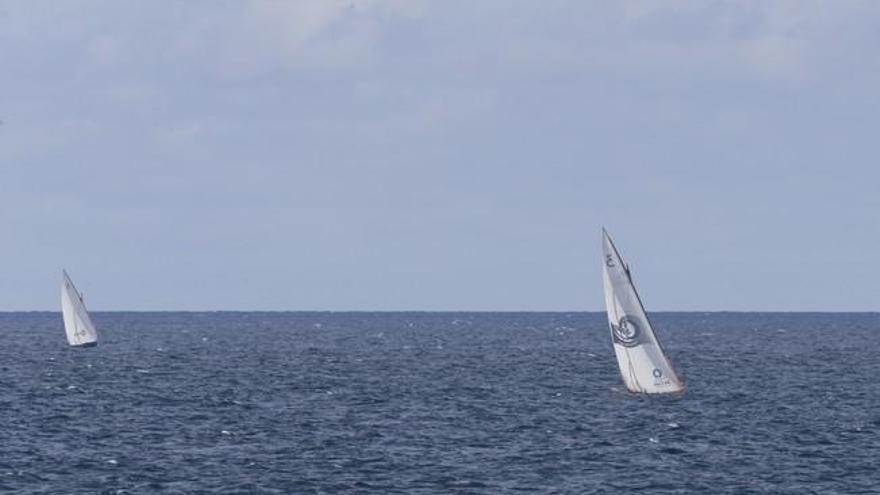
[1,1,879,311]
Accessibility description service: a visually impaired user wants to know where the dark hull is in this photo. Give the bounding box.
[71,341,98,348]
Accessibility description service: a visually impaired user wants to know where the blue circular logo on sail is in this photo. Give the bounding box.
[611,316,641,347]
[653,368,662,378]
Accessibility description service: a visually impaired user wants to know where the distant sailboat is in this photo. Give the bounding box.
[61,270,98,347]
[601,229,683,394]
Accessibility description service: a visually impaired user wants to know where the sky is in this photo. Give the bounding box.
[1,0,880,311]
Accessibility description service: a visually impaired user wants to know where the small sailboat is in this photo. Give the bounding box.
[61,270,98,347]
[601,229,683,394]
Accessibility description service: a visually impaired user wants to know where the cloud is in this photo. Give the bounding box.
[613,0,880,87]
[737,35,807,84]
[210,0,424,78]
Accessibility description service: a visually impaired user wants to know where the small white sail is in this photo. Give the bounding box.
[601,229,683,394]
[61,270,98,347]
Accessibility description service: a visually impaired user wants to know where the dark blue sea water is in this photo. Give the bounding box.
[1,312,879,494]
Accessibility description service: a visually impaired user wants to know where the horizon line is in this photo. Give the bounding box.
[1,309,879,314]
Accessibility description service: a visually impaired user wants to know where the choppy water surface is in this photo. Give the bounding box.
[1,312,879,494]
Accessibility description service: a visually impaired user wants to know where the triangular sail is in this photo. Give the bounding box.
[601,229,683,394]
[61,270,98,347]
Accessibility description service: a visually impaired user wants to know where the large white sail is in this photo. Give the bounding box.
[601,229,683,394]
[61,270,98,347]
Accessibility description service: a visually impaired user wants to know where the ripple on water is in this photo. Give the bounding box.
[0,312,879,493]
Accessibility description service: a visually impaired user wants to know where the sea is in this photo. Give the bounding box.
[1,311,878,494]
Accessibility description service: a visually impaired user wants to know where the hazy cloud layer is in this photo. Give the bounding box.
[1,1,879,310]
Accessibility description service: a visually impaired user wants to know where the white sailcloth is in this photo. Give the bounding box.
[601,229,683,394]
[61,270,98,347]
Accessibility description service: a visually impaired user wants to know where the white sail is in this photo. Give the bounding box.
[601,229,683,394]
[61,270,98,347]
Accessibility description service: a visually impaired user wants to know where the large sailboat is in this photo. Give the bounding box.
[61,270,98,347]
[601,229,683,394]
